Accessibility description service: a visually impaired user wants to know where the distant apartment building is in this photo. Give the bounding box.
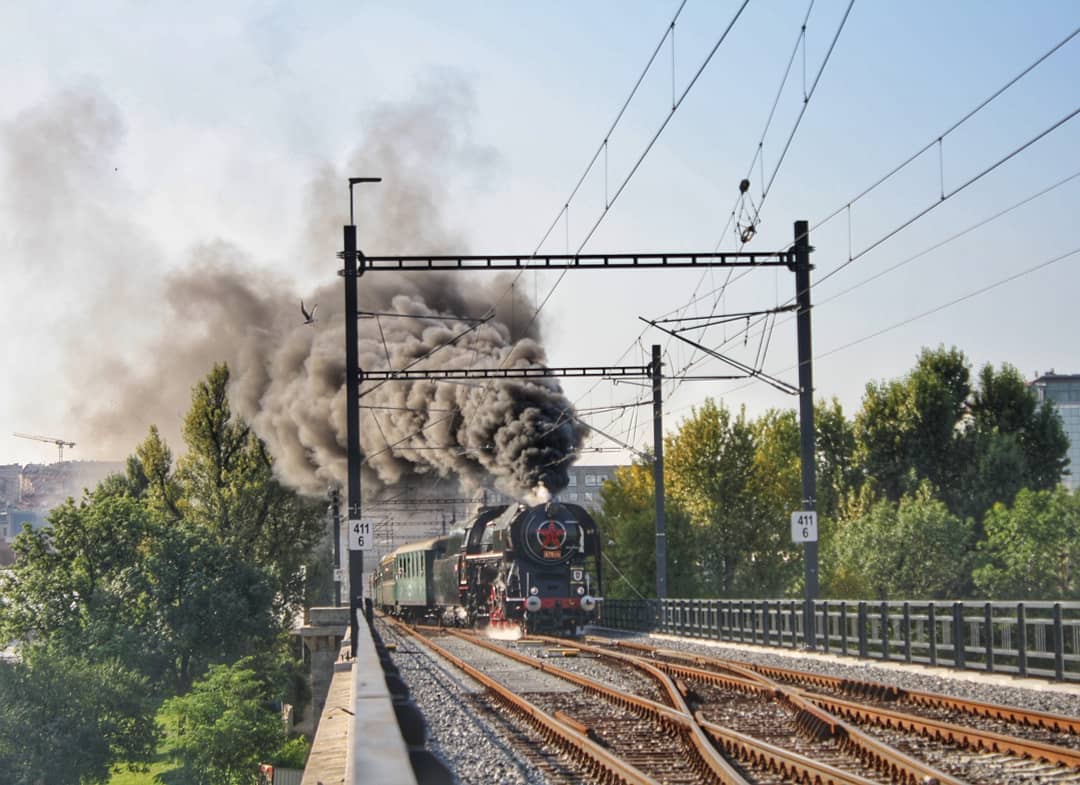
[0,461,123,543]
[558,464,624,511]
[1031,371,1080,491]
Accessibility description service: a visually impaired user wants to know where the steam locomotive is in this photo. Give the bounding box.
[371,500,603,635]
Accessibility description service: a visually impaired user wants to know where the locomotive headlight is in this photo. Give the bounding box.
[576,586,585,595]
[581,595,597,612]
[529,586,539,595]
[525,595,542,613]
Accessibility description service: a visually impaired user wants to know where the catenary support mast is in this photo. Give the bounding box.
[794,220,818,646]
[651,344,667,598]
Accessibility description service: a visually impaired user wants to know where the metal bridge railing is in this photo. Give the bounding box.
[599,598,1080,682]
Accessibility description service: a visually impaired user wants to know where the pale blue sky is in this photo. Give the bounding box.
[2,1,1078,467]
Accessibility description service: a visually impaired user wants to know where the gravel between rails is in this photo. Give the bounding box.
[377,620,568,785]
[378,620,1080,785]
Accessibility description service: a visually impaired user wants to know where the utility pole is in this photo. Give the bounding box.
[343,177,380,655]
[344,221,363,655]
[650,344,667,599]
[793,220,818,647]
[329,487,342,607]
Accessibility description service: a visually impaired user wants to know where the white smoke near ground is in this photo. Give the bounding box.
[526,482,552,506]
[3,76,586,498]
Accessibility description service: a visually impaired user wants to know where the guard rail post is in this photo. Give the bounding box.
[928,603,938,666]
[984,603,993,672]
[902,602,911,663]
[840,601,849,656]
[1054,603,1065,681]
[953,602,966,669]
[857,602,868,658]
[880,601,889,661]
[1017,602,1027,677]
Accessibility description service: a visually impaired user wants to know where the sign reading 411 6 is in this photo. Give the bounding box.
[790,511,818,543]
[348,518,374,551]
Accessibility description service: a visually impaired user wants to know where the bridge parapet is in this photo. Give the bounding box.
[299,610,419,785]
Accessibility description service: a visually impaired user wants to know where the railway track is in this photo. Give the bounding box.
[391,619,996,783]
[584,634,1080,784]
[387,619,1080,783]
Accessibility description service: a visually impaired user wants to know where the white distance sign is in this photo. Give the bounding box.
[348,518,374,551]
[791,511,818,543]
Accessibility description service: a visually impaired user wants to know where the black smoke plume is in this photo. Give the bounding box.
[4,77,586,498]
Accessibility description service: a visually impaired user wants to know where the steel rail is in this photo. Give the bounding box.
[390,621,663,785]
[593,636,1080,776]
[731,658,1080,736]
[595,636,1080,738]
[536,635,958,784]
[803,691,1080,770]
[582,636,963,785]
[695,716,894,785]
[627,655,965,785]
[443,630,751,785]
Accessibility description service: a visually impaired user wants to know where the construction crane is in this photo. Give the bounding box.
[13,432,76,462]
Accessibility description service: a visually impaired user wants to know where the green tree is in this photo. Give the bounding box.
[745,408,802,595]
[163,659,286,785]
[854,346,971,505]
[827,484,973,599]
[149,524,279,691]
[0,493,159,669]
[853,348,1067,525]
[666,400,760,596]
[973,487,1080,598]
[814,398,860,520]
[595,461,698,598]
[0,645,158,785]
[962,363,1070,522]
[178,364,326,618]
[0,488,281,693]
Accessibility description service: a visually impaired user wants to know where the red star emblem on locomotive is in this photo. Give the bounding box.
[538,520,566,549]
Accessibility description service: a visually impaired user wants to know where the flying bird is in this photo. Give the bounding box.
[301,300,318,325]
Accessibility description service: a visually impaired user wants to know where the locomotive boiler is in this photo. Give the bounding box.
[372,500,602,635]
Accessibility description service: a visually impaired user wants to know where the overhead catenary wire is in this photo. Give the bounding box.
[663,0,852,398]
[816,104,1080,286]
[678,242,1080,412]
[592,23,1080,462]
[530,0,691,257]
[627,161,1080,449]
[659,98,1080,399]
[659,23,1080,349]
[430,1,757,491]
[684,164,1080,370]
[804,25,1080,245]
[817,245,1080,362]
[511,0,755,350]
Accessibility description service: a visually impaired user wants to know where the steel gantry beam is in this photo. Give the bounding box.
[342,250,795,272]
[358,365,651,382]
